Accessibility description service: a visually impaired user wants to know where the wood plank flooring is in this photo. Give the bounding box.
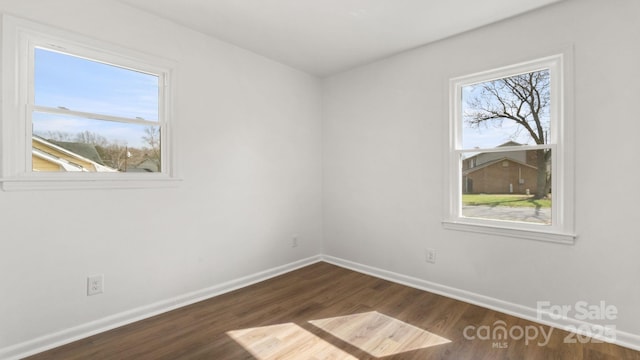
[25,262,640,359]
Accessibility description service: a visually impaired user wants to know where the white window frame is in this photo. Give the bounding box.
[1,15,180,190]
[443,51,576,244]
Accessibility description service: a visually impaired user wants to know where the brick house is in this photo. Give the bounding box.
[462,141,540,194]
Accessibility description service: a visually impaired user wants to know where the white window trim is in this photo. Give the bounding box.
[1,15,180,191]
[443,50,576,244]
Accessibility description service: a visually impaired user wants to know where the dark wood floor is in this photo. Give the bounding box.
[26,262,640,359]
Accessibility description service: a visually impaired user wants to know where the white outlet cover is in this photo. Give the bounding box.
[425,249,436,264]
[87,275,104,296]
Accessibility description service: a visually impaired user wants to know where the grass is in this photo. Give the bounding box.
[462,194,551,208]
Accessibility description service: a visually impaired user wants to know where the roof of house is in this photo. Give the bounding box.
[463,156,537,175]
[47,139,106,165]
[32,136,117,172]
[463,141,526,160]
[497,140,523,147]
[126,158,160,173]
[32,147,87,172]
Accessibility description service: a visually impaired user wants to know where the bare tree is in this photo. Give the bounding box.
[142,126,160,150]
[140,126,161,171]
[36,130,128,170]
[464,70,551,198]
[95,142,128,171]
[34,128,162,172]
[37,130,74,141]
[74,130,108,147]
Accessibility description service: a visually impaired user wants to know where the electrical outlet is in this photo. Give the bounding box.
[292,236,299,248]
[425,249,436,264]
[87,275,104,296]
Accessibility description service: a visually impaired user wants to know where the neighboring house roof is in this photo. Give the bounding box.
[496,140,523,147]
[463,156,537,176]
[126,158,159,173]
[32,136,118,172]
[463,141,525,160]
[465,141,525,158]
[48,139,106,165]
[32,147,87,172]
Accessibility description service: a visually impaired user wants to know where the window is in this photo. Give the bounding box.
[444,53,575,243]
[1,16,178,190]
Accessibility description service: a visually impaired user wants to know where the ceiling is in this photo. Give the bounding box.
[118,0,563,77]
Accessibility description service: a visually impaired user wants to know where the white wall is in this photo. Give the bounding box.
[323,0,640,339]
[0,0,322,352]
[3,0,640,356]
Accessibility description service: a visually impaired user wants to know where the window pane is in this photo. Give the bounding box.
[32,112,161,172]
[461,148,551,225]
[461,69,550,149]
[34,48,159,121]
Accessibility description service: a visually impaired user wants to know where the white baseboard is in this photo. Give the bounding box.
[3,254,639,359]
[0,255,322,360]
[321,255,640,352]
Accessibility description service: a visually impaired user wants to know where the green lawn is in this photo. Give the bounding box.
[462,194,551,208]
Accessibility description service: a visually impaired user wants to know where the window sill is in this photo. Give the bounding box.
[442,220,576,245]
[0,176,182,191]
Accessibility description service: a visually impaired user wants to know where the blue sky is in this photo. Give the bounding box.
[460,81,550,150]
[32,48,159,148]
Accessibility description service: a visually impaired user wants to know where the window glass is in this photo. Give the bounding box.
[461,69,550,149]
[34,48,159,121]
[31,48,162,173]
[461,149,552,225]
[451,64,558,230]
[32,112,161,172]
[1,15,177,190]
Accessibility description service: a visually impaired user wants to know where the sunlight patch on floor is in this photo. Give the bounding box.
[309,311,451,358]
[227,322,357,360]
